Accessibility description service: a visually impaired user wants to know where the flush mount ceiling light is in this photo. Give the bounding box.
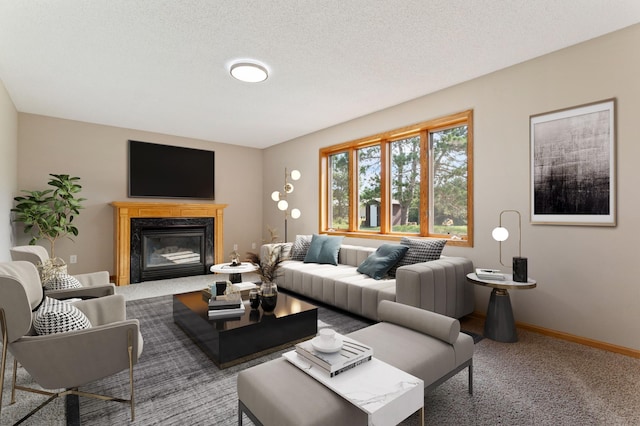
[229,62,268,83]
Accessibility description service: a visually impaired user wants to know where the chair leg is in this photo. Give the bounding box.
[11,358,18,404]
[468,361,473,395]
[0,309,7,419]
[128,329,135,422]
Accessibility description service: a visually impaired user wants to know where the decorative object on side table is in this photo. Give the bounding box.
[492,209,528,283]
[270,168,302,242]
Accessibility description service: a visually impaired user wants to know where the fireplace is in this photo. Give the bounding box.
[112,202,227,286]
[130,218,214,283]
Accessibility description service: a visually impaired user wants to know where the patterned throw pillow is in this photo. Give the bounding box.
[388,238,447,277]
[33,296,92,335]
[43,273,83,291]
[290,235,312,261]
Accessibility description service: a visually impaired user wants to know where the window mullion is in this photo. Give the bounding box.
[380,141,390,234]
[348,149,358,232]
[420,129,429,236]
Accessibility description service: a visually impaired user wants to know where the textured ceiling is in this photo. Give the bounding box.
[1,1,639,148]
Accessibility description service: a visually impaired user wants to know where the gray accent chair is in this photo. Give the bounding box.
[0,261,143,423]
[10,245,115,299]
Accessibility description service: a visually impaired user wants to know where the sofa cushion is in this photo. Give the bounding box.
[357,244,408,280]
[290,235,312,261]
[304,235,344,265]
[389,237,447,277]
[33,296,92,335]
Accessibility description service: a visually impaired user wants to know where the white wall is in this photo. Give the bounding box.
[263,24,640,351]
[0,78,18,262]
[17,114,264,275]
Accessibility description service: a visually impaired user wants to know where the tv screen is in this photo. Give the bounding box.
[128,140,215,199]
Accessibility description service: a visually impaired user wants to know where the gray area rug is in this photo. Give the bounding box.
[4,294,640,425]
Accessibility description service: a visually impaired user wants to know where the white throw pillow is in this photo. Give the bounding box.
[33,296,92,335]
[43,273,82,291]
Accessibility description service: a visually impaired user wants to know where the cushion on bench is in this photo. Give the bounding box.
[377,299,460,344]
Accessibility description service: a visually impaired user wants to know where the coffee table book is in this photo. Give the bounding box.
[207,302,246,320]
[295,335,373,377]
[475,268,506,280]
[208,298,242,310]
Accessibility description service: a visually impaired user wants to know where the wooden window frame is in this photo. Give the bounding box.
[319,110,474,247]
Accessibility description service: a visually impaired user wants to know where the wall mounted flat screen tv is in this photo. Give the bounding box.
[128,140,215,199]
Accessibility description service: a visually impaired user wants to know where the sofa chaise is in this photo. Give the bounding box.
[237,300,474,426]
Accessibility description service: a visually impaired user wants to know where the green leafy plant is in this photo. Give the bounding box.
[12,174,86,260]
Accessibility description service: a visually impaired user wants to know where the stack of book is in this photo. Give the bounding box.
[208,297,246,320]
[475,268,506,280]
[295,335,373,377]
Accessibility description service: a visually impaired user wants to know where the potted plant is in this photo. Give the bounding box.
[11,174,86,275]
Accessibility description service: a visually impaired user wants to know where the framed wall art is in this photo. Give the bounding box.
[530,98,616,226]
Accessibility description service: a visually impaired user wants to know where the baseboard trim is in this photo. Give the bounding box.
[468,312,640,359]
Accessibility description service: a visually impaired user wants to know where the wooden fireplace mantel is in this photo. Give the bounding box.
[111,201,228,286]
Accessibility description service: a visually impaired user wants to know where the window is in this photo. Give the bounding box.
[320,110,473,246]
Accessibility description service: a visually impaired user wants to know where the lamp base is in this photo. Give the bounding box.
[513,257,528,282]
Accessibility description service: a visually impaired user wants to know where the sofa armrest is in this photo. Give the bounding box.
[395,256,474,318]
[378,300,460,344]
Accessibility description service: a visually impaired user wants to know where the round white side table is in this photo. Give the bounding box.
[466,273,536,343]
[210,262,258,283]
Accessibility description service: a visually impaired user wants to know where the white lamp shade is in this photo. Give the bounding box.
[271,191,281,201]
[290,170,301,181]
[492,227,509,242]
[290,208,301,219]
[277,200,289,211]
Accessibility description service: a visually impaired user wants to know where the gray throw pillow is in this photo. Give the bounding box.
[357,244,409,280]
[303,234,344,265]
[388,237,447,277]
[290,235,312,261]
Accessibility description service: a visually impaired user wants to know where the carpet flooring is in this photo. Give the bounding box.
[3,293,640,425]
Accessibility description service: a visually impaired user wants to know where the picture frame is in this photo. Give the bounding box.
[530,98,616,226]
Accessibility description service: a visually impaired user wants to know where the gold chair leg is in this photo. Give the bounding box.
[0,308,7,419]
[11,358,17,404]
[128,329,135,421]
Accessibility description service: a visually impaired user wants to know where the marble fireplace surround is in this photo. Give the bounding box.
[111,201,227,285]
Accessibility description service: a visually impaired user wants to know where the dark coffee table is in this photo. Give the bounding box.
[173,291,318,368]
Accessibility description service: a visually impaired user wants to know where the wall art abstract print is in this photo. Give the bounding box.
[530,99,616,226]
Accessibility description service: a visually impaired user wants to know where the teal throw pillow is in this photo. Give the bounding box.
[303,234,344,265]
[357,244,409,280]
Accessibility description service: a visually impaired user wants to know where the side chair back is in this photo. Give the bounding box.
[9,245,49,265]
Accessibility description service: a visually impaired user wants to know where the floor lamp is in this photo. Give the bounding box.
[271,168,301,242]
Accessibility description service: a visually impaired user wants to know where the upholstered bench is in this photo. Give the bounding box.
[237,301,473,426]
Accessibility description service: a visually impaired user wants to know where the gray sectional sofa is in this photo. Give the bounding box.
[262,238,475,321]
